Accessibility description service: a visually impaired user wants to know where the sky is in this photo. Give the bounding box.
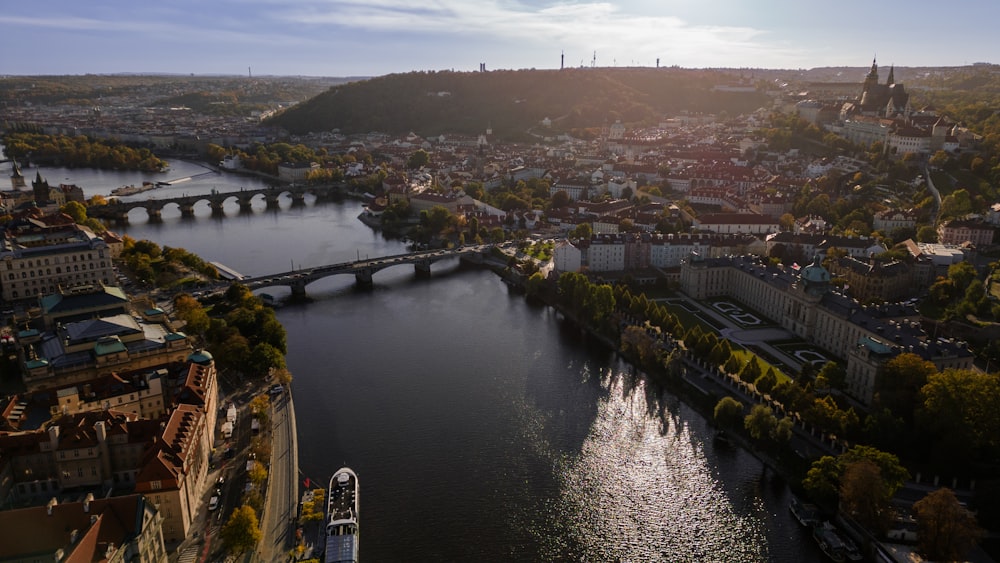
[3,1,998,76]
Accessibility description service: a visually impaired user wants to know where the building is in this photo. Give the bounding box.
[133,403,211,544]
[937,218,995,246]
[276,161,319,183]
[0,494,168,563]
[18,309,192,393]
[0,210,115,302]
[828,256,913,303]
[693,213,779,235]
[679,254,972,405]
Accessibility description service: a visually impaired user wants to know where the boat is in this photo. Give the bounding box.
[325,467,359,563]
[813,521,847,562]
[110,182,158,197]
[789,495,821,527]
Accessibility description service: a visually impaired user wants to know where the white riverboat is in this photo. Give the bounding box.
[325,467,359,563]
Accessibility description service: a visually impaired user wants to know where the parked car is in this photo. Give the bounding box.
[269,384,283,396]
[208,495,219,511]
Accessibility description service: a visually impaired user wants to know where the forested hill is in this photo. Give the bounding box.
[267,68,771,138]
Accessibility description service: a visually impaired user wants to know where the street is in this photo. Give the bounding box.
[257,387,300,562]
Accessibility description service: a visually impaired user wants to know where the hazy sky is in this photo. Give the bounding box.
[4,1,997,76]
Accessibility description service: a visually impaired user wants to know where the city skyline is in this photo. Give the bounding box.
[3,0,998,77]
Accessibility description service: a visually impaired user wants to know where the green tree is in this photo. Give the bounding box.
[221,505,262,557]
[568,222,592,240]
[916,225,938,243]
[714,396,744,430]
[917,369,1000,465]
[248,342,286,376]
[913,488,984,562]
[744,404,777,441]
[875,353,938,423]
[755,368,778,393]
[407,149,430,169]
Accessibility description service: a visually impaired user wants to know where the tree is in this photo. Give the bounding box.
[917,368,1000,465]
[61,201,88,224]
[916,225,938,243]
[568,222,592,240]
[248,342,286,376]
[739,358,762,384]
[407,149,430,170]
[744,404,777,441]
[273,367,293,386]
[550,189,570,209]
[714,396,743,430]
[913,488,983,562]
[250,394,270,422]
[221,505,262,557]
[248,460,268,487]
[875,352,937,423]
[840,459,893,533]
[755,368,778,393]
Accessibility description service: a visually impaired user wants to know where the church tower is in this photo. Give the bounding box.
[10,159,25,190]
[32,171,50,205]
[862,57,879,96]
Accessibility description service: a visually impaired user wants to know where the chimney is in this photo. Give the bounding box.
[84,493,94,512]
[70,529,79,544]
[47,497,58,515]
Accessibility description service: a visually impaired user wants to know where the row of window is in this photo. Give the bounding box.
[7,261,107,279]
[6,275,110,299]
[6,251,105,269]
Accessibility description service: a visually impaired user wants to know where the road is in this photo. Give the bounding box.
[257,387,299,562]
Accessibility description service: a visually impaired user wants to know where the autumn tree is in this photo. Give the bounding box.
[221,505,262,557]
[840,459,893,533]
[913,488,983,562]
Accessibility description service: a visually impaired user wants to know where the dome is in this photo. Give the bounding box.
[800,254,830,284]
[188,349,214,365]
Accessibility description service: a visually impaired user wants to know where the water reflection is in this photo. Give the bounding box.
[541,370,768,562]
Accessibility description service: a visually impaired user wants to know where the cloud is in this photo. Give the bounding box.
[265,0,798,66]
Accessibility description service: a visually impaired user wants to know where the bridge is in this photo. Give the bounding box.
[88,183,347,223]
[236,245,496,297]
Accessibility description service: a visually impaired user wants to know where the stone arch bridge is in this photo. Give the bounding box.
[88,183,346,223]
[237,245,494,297]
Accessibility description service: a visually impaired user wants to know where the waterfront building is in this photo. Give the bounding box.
[0,493,168,563]
[679,254,973,405]
[0,210,114,302]
[134,403,211,545]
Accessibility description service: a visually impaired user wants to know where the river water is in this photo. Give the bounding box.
[5,159,824,561]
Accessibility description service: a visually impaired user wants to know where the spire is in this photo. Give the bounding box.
[887,65,895,85]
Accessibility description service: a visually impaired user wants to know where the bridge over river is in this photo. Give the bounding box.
[88,183,347,222]
[228,244,497,297]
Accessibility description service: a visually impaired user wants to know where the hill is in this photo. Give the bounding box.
[266,68,772,138]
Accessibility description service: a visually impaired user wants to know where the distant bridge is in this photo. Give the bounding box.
[88,183,347,222]
[237,245,495,296]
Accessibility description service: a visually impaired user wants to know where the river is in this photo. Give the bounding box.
[5,159,825,561]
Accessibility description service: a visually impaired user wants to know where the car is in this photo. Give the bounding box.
[224,447,234,459]
[208,495,220,511]
[269,384,283,396]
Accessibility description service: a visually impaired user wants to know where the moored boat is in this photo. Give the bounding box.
[813,521,847,562]
[789,495,821,527]
[325,467,359,563]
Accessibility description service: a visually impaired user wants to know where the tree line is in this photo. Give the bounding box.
[2,131,167,172]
